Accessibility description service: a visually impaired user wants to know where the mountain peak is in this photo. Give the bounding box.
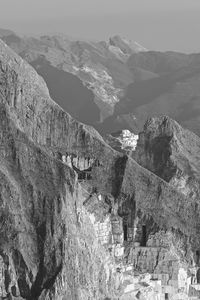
[135,115,200,195]
[143,115,180,133]
[0,28,16,37]
[109,35,147,54]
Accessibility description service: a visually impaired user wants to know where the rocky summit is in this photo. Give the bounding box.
[134,116,200,198]
[1,37,200,300]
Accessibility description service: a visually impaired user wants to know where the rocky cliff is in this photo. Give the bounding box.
[134,116,200,199]
[0,39,200,299]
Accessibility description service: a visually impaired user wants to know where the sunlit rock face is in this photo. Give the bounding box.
[120,130,139,150]
[1,38,200,300]
[105,130,139,154]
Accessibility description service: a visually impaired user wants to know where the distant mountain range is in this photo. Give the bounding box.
[1,28,199,137]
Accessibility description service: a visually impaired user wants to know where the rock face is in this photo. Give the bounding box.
[105,130,139,154]
[1,39,200,299]
[0,41,119,299]
[0,112,114,299]
[134,116,200,199]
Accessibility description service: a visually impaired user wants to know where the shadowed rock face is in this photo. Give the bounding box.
[134,115,200,199]
[1,39,200,299]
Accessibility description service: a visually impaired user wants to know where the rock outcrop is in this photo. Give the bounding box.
[134,116,200,199]
[1,39,200,299]
[105,130,139,154]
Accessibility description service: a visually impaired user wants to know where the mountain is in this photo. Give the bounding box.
[112,51,200,136]
[0,38,118,299]
[0,31,134,122]
[0,29,153,126]
[1,29,200,138]
[134,116,200,199]
[2,28,200,138]
[0,28,21,44]
[1,38,200,299]
[109,35,148,55]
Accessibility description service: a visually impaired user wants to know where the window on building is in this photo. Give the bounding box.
[165,293,169,300]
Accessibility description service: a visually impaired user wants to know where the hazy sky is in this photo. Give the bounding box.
[1,0,200,53]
